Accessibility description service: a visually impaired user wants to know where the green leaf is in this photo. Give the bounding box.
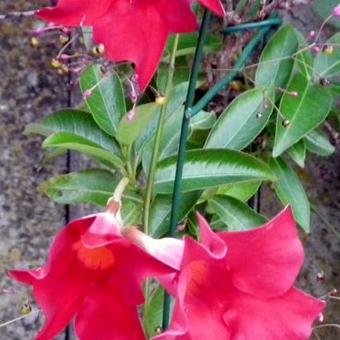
[216,181,261,202]
[255,25,299,89]
[43,132,123,169]
[304,129,335,156]
[294,30,314,79]
[117,83,188,148]
[273,73,333,156]
[287,140,306,168]
[190,110,216,130]
[208,195,267,231]
[149,192,200,237]
[314,32,340,80]
[25,109,120,155]
[164,33,222,62]
[205,88,274,150]
[80,64,126,136]
[116,103,159,146]
[142,106,183,174]
[41,169,142,225]
[154,149,276,194]
[270,157,310,232]
[40,169,141,207]
[134,82,189,160]
[144,286,165,338]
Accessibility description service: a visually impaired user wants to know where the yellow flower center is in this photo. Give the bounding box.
[73,240,116,270]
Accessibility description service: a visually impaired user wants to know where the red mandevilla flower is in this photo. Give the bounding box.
[37,0,225,91]
[10,201,182,340]
[154,207,325,340]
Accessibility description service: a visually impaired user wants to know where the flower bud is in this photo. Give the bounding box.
[155,96,166,106]
[83,90,93,100]
[92,44,105,56]
[50,58,62,69]
[333,4,340,17]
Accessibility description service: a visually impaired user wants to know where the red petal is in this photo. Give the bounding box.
[222,287,325,340]
[156,240,231,339]
[37,0,112,26]
[82,212,123,248]
[75,278,145,340]
[10,217,95,340]
[197,0,226,16]
[196,213,227,259]
[92,0,169,91]
[123,227,184,270]
[219,207,304,297]
[157,0,197,32]
[110,241,175,306]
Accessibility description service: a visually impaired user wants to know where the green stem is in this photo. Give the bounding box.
[143,34,180,235]
[142,35,179,328]
[162,9,212,330]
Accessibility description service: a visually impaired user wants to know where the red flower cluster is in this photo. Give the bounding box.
[11,206,324,339]
[10,201,180,340]
[38,0,225,91]
[155,208,325,339]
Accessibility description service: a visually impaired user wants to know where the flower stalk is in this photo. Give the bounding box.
[143,34,180,236]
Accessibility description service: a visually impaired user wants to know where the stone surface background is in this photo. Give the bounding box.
[0,1,339,339]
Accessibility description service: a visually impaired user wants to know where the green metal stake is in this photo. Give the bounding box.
[222,17,281,33]
[162,9,212,330]
[190,24,274,117]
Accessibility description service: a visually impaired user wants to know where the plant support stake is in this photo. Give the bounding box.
[162,9,212,330]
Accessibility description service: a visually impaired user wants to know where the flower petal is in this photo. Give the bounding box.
[92,0,169,91]
[123,227,184,270]
[37,0,112,26]
[10,217,95,340]
[158,0,197,32]
[219,207,304,297]
[222,287,325,340]
[197,0,226,16]
[82,212,123,248]
[75,278,145,340]
[111,241,177,305]
[156,239,230,339]
[196,213,227,259]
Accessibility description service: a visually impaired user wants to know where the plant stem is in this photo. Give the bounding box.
[142,36,179,325]
[143,35,180,235]
[162,9,212,330]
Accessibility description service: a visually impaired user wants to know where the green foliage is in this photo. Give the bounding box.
[207,195,267,231]
[80,65,126,136]
[205,88,274,150]
[270,157,310,232]
[314,33,340,80]
[29,22,338,237]
[154,149,276,194]
[273,73,333,157]
[255,25,299,89]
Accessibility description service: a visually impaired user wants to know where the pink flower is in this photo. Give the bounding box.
[37,0,225,91]
[333,4,340,17]
[155,207,325,340]
[10,202,182,340]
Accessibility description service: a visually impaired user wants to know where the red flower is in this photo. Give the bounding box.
[155,207,325,340]
[10,205,182,340]
[37,0,225,91]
